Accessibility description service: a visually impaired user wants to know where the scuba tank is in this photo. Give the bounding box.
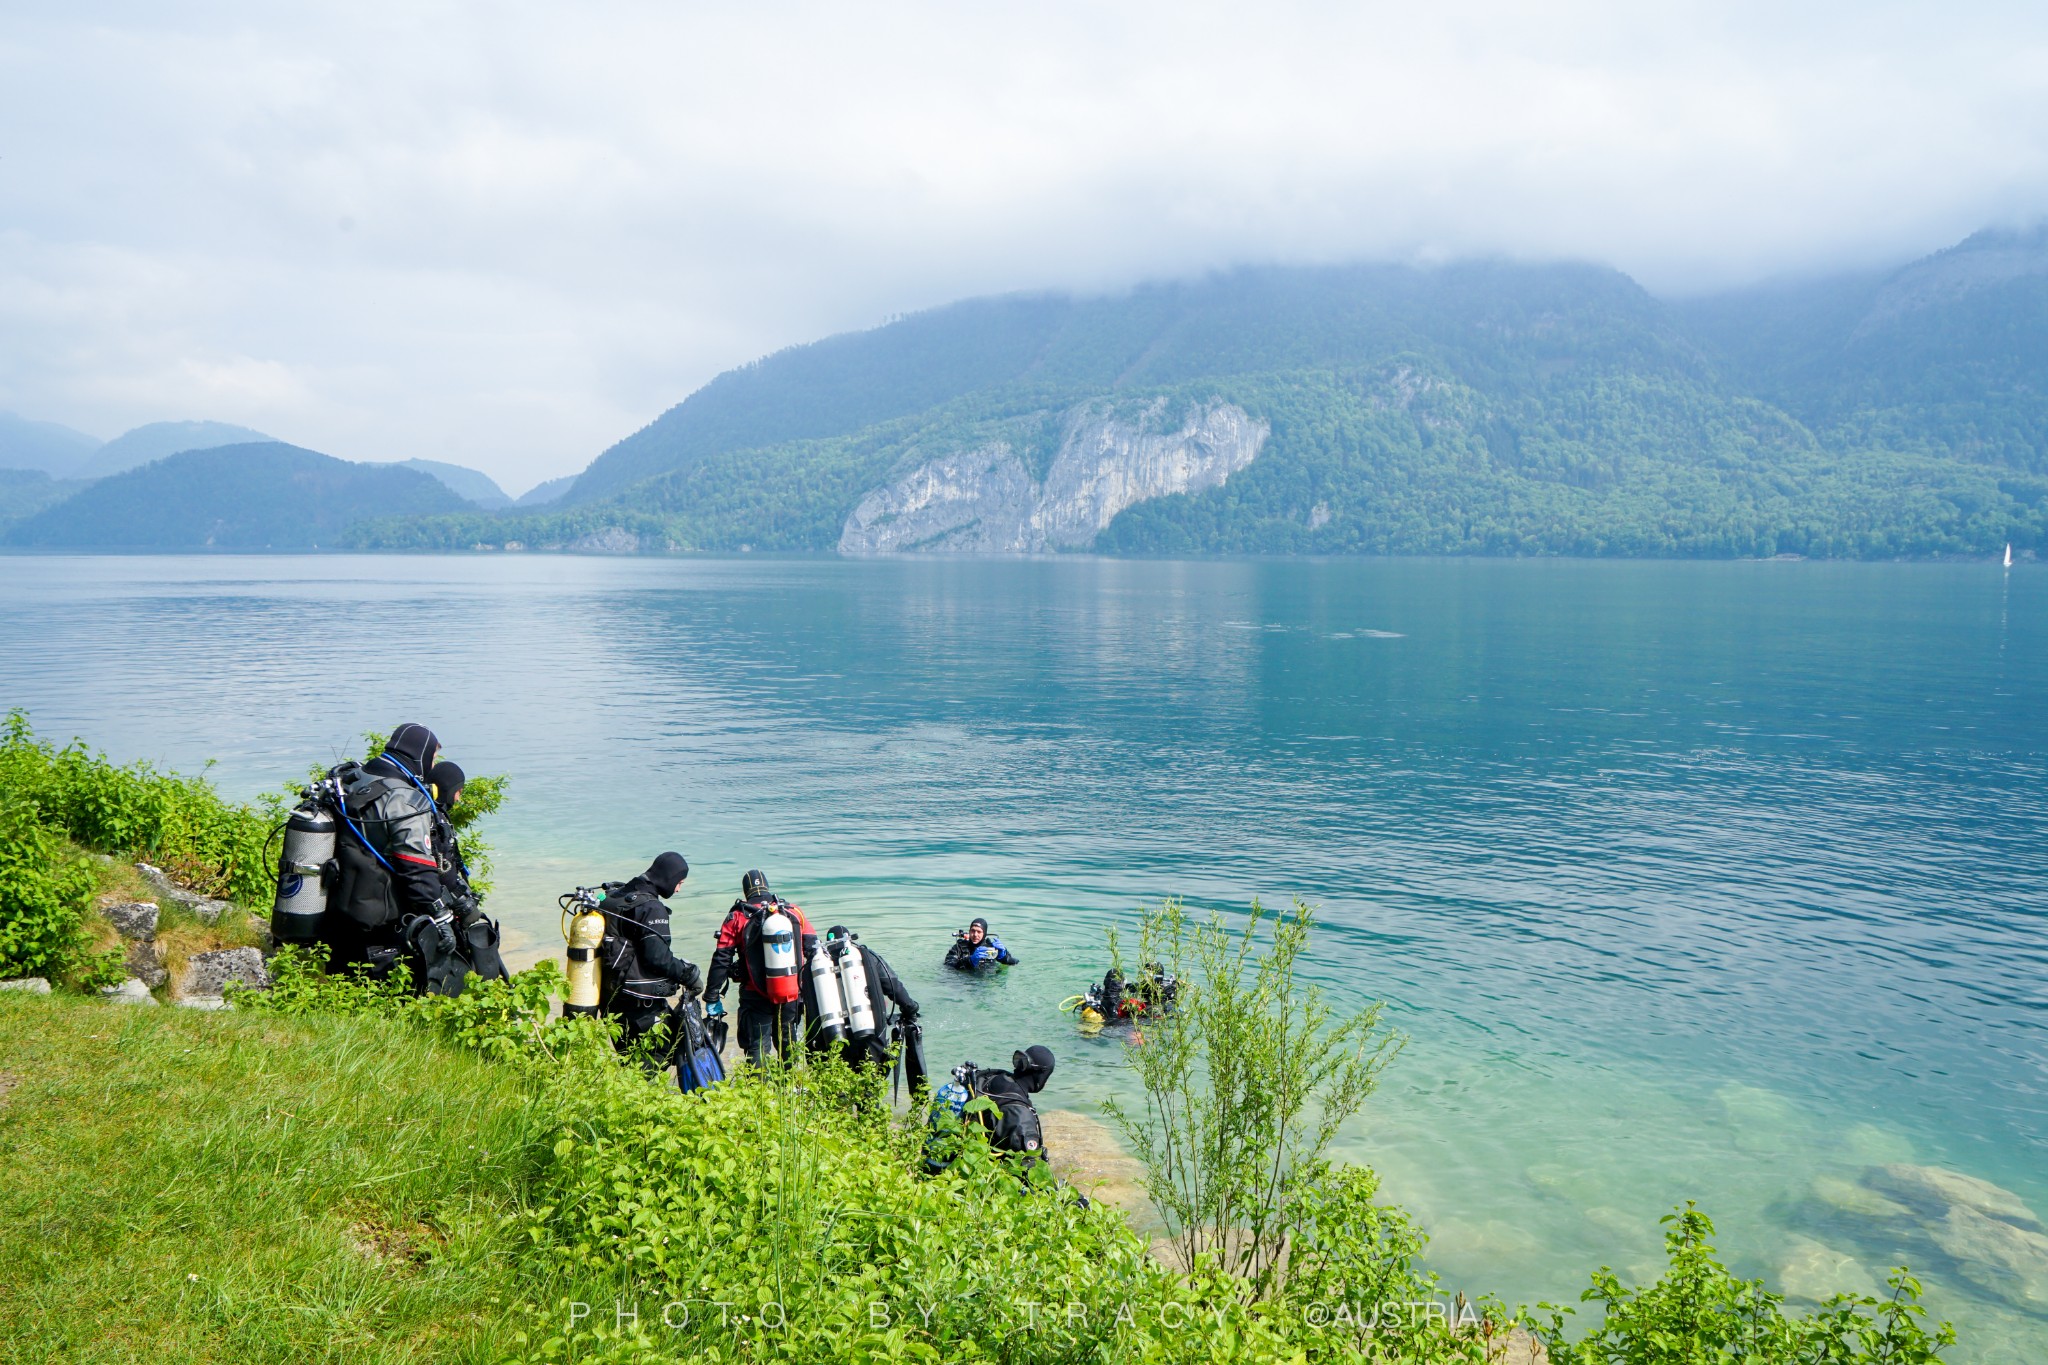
[808,941,849,1043]
[836,937,877,1039]
[760,903,800,1004]
[270,797,336,945]
[561,888,606,1018]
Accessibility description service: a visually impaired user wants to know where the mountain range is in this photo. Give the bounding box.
[348,224,2046,560]
[7,224,2044,557]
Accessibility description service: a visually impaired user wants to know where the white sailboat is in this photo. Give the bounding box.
[2006,543,2015,568]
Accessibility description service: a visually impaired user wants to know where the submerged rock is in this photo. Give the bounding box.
[1040,1108,1150,1218]
[1810,1173,1913,1221]
[0,978,52,995]
[100,977,158,1006]
[1713,1081,1804,1155]
[1929,1204,2048,1311]
[1863,1164,2042,1229]
[178,947,270,1000]
[1775,1234,1882,1303]
[103,900,159,941]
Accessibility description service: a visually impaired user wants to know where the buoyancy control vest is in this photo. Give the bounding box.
[327,760,417,928]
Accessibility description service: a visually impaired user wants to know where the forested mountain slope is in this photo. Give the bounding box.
[354,232,2048,560]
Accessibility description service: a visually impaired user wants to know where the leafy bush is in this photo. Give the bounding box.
[0,788,99,980]
[0,710,275,906]
[1537,1204,1955,1365]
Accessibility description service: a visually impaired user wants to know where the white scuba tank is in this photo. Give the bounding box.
[838,938,877,1039]
[270,799,335,945]
[761,905,800,1004]
[809,945,848,1042]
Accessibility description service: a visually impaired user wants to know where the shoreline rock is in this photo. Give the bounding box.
[99,977,159,1006]
[133,863,231,924]
[176,947,270,1001]
[0,978,52,995]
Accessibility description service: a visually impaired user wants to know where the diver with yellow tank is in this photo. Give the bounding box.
[559,852,724,1090]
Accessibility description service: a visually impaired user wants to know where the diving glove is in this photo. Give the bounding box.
[429,911,458,956]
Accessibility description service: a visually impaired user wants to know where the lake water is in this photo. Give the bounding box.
[1,554,2042,1359]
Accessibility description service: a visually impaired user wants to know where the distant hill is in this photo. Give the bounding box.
[0,412,101,477]
[5,443,468,550]
[0,469,89,528]
[353,229,2048,560]
[391,459,511,509]
[77,420,274,480]
[513,474,576,507]
[1676,224,2048,471]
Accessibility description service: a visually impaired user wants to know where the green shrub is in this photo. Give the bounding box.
[0,710,275,906]
[1537,1203,1954,1365]
[0,788,99,980]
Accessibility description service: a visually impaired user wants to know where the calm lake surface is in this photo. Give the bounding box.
[2,554,2042,1357]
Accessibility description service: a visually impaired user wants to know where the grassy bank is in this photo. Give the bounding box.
[0,993,541,1363]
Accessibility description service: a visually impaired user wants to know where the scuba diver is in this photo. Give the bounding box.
[596,852,714,1084]
[944,918,1019,971]
[804,924,925,1093]
[415,760,509,991]
[924,1045,1057,1177]
[320,723,469,986]
[705,870,818,1066]
[1068,962,1179,1030]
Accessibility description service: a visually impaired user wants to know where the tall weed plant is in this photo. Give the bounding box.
[1105,898,1405,1300]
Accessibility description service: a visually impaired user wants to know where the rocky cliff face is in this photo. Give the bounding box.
[838,401,1268,555]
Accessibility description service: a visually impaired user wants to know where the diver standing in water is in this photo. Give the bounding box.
[945,917,1019,970]
[705,870,818,1065]
[805,924,924,1089]
[596,852,706,1072]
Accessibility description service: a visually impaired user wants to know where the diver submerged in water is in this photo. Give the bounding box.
[944,917,1019,970]
[1068,962,1179,1028]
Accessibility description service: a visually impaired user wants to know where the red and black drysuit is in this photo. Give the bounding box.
[704,896,817,1065]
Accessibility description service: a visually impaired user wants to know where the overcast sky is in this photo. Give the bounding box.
[4,2,2045,494]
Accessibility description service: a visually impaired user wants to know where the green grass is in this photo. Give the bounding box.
[0,993,545,1363]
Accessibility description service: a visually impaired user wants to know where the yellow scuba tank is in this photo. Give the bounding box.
[562,888,606,1018]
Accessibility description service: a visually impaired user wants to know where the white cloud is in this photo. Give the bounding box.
[1,0,2044,493]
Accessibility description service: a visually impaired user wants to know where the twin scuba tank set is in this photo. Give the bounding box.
[808,930,877,1043]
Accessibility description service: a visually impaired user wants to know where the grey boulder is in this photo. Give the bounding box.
[133,864,231,923]
[104,900,160,941]
[0,978,52,995]
[125,940,168,990]
[178,947,270,1000]
[100,977,159,1006]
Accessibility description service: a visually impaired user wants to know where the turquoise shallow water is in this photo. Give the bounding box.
[1,554,2042,1358]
